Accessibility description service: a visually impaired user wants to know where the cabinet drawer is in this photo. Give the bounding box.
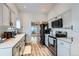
[58,40,70,47]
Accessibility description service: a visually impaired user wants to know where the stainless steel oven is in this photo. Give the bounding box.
[48,35,57,56]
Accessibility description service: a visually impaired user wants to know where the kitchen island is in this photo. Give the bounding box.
[0,33,26,56]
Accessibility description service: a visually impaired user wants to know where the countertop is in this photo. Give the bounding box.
[0,33,25,49]
[57,38,72,43]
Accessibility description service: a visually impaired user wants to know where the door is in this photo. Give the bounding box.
[57,40,71,56]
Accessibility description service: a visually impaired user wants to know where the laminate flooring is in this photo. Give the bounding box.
[24,43,53,56]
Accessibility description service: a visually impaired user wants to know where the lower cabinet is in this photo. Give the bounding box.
[45,34,49,46]
[12,43,20,56]
[0,34,25,56]
[19,37,25,56]
[12,36,25,56]
[57,40,71,56]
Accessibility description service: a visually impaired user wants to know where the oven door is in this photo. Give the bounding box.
[48,36,57,56]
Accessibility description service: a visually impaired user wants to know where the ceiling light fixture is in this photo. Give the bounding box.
[24,6,26,8]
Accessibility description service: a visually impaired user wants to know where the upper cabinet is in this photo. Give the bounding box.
[0,4,3,25]
[11,11,16,27]
[3,4,10,26]
[0,4,17,27]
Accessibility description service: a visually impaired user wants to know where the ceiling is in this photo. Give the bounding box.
[15,3,56,14]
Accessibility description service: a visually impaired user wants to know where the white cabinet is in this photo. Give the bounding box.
[19,36,25,56]
[12,43,20,56]
[45,34,49,46]
[12,35,25,56]
[57,40,71,56]
[0,4,3,25]
[11,11,16,27]
[71,31,79,56]
[0,48,12,56]
[3,4,10,26]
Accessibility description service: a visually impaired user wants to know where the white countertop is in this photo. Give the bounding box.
[0,33,25,49]
[57,38,72,43]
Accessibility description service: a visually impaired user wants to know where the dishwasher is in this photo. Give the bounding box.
[48,35,57,56]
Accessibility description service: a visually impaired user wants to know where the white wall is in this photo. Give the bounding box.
[48,3,72,20]
[72,4,79,31]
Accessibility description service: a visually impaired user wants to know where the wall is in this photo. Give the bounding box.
[72,4,79,31]
[48,3,72,20]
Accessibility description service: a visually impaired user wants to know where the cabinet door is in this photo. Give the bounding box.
[12,43,20,56]
[0,4,3,25]
[57,40,71,56]
[3,4,10,26]
[20,40,24,56]
[45,34,48,46]
[11,11,16,27]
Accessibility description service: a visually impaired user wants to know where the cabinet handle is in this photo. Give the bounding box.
[19,47,21,51]
[16,46,19,48]
[71,37,73,42]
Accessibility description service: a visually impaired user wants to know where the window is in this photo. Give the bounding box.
[16,19,21,29]
[31,26,37,34]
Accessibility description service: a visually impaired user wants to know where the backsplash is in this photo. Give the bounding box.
[0,26,9,36]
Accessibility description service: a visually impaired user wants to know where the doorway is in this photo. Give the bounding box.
[31,22,40,44]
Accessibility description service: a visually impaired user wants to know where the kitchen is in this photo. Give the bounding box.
[0,3,79,56]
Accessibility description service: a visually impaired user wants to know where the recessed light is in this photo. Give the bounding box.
[24,6,26,8]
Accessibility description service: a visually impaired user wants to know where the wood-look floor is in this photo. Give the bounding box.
[25,43,53,56]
